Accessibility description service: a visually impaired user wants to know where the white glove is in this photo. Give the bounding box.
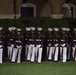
[48,43,51,46]
[61,44,65,47]
[0,45,2,48]
[54,44,58,47]
[11,44,14,47]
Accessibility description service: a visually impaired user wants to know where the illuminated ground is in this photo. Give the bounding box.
[0,61,76,75]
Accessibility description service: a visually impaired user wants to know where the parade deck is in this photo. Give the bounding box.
[0,61,76,75]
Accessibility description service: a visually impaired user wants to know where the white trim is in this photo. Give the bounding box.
[0,14,15,19]
[0,14,21,19]
[19,3,36,17]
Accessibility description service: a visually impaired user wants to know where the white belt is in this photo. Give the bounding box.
[16,41,21,43]
[47,40,52,41]
[53,39,58,41]
[61,40,65,41]
[36,39,41,41]
[29,39,34,41]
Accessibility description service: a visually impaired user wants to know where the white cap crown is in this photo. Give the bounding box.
[8,27,16,31]
[16,28,21,31]
[37,27,42,31]
[48,28,53,31]
[74,28,76,31]
[0,27,3,31]
[25,27,31,31]
[61,27,66,31]
[66,28,70,31]
[31,27,36,31]
[54,28,59,31]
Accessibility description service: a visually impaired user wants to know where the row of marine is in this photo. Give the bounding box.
[0,27,76,63]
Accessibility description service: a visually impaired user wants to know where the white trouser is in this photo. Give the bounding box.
[0,48,3,63]
[17,46,22,63]
[36,45,43,63]
[8,46,11,58]
[48,47,55,60]
[38,47,43,63]
[31,47,36,62]
[72,47,75,58]
[27,45,32,61]
[67,44,71,60]
[60,47,62,59]
[11,48,18,62]
[72,47,76,60]
[62,47,67,62]
[35,47,39,61]
[47,47,49,56]
[54,47,59,61]
[9,44,14,60]
[36,44,42,63]
[11,46,22,63]
[63,47,67,62]
[25,44,28,57]
[60,47,67,62]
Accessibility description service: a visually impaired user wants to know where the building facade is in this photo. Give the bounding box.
[0,0,76,18]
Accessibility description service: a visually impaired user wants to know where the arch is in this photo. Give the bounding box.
[62,3,75,18]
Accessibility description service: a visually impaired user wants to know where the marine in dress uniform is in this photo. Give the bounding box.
[35,27,44,63]
[7,27,16,61]
[0,27,4,63]
[46,28,54,61]
[11,28,23,63]
[60,27,68,62]
[27,27,36,62]
[53,28,60,61]
[72,28,76,61]
[66,28,72,61]
[25,27,31,60]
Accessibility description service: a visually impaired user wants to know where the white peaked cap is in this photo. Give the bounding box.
[74,28,76,31]
[25,27,31,31]
[31,27,36,31]
[61,27,66,31]
[8,27,12,31]
[16,28,21,31]
[66,28,70,31]
[9,27,16,31]
[54,28,59,31]
[48,28,53,31]
[0,27,3,30]
[37,27,42,31]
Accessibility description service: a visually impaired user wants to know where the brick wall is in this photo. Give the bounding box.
[0,0,14,14]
